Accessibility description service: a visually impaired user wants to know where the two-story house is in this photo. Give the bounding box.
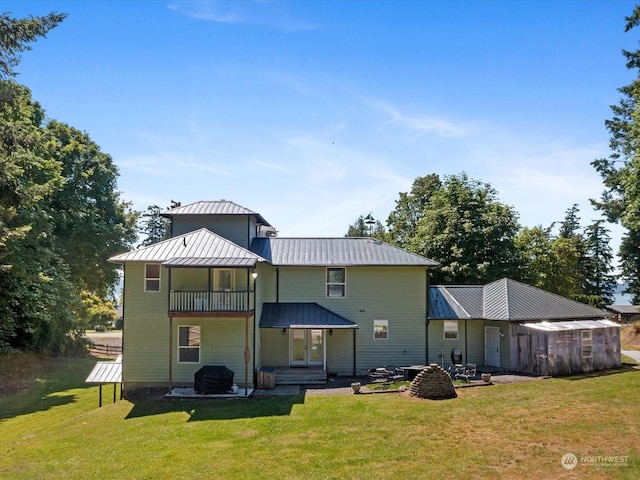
[109,200,439,394]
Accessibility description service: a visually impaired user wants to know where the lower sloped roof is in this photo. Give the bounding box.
[429,278,608,321]
[259,303,358,329]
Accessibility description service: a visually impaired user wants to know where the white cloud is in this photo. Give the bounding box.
[167,1,319,32]
[367,100,467,138]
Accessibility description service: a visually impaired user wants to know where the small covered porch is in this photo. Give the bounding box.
[258,302,359,384]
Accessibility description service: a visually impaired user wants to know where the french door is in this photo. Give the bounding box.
[290,329,324,366]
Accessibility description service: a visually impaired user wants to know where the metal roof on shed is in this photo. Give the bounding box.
[429,278,608,321]
[109,228,264,266]
[161,200,271,226]
[521,319,620,331]
[250,237,439,267]
[260,303,358,329]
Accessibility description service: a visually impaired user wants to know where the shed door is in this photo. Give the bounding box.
[485,326,501,367]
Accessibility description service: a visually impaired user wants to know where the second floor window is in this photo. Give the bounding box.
[326,267,346,297]
[145,263,161,292]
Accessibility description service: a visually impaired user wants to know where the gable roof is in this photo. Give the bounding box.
[109,228,264,267]
[429,278,608,322]
[161,200,272,227]
[259,303,358,329]
[250,237,439,267]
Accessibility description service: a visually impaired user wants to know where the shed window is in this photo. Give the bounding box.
[582,330,592,359]
[326,268,346,298]
[374,320,388,340]
[178,326,200,363]
[443,320,459,340]
[145,263,161,292]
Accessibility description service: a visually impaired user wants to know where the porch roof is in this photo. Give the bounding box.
[260,303,358,329]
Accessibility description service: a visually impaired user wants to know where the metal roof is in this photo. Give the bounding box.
[109,228,264,266]
[521,319,620,331]
[259,303,358,329]
[250,237,439,267]
[161,200,272,226]
[429,286,475,319]
[429,278,609,321]
[605,305,639,314]
[85,357,122,384]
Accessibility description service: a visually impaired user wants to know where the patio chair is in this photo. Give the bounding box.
[368,368,392,389]
[384,365,406,382]
[455,363,476,382]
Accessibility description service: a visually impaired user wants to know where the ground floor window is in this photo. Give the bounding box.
[374,319,388,339]
[582,330,592,358]
[444,320,458,340]
[178,325,200,363]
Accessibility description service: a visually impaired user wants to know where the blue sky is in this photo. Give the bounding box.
[6,1,638,255]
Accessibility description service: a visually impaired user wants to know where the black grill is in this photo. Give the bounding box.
[194,365,234,394]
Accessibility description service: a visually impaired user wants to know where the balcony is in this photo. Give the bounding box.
[169,290,254,316]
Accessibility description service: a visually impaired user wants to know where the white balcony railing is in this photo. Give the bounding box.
[169,291,252,313]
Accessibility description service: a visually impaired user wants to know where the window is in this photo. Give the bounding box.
[326,267,346,297]
[145,263,161,292]
[582,330,592,359]
[374,320,388,340]
[178,326,200,363]
[443,320,458,340]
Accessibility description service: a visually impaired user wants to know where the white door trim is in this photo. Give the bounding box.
[485,326,501,367]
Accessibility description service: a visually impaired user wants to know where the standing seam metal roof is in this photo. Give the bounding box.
[250,237,439,266]
[108,228,264,265]
[429,278,608,321]
[160,200,272,226]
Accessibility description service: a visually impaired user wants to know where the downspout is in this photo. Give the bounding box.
[425,269,430,365]
[252,270,257,388]
[276,268,280,303]
[169,317,173,393]
[168,267,172,393]
[353,329,357,376]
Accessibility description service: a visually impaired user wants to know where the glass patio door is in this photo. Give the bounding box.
[290,329,324,366]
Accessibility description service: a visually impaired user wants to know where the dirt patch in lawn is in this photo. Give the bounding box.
[0,353,51,397]
[621,324,640,349]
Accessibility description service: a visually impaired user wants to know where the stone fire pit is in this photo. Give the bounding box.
[409,363,457,400]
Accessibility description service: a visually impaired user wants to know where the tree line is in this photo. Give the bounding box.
[347,173,617,307]
[0,13,137,353]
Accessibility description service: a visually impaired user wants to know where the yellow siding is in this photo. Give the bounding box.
[122,263,171,385]
[123,263,256,388]
[262,265,428,374]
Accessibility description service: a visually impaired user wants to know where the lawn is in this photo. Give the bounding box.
[1,354,639,480]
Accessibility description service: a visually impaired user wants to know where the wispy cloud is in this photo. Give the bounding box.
[368,100,467,138]
[167,1,319,32]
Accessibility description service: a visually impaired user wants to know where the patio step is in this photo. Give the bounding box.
[274,367,327,385]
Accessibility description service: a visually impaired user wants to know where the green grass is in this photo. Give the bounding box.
[1,356,639,479]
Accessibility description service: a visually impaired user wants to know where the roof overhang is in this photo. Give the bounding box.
[520,319,619,332]
[259,303,358,329]
[162,257,258,268]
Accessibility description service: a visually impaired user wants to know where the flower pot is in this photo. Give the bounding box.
[351,382,361,394]
[481,373,492,383]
